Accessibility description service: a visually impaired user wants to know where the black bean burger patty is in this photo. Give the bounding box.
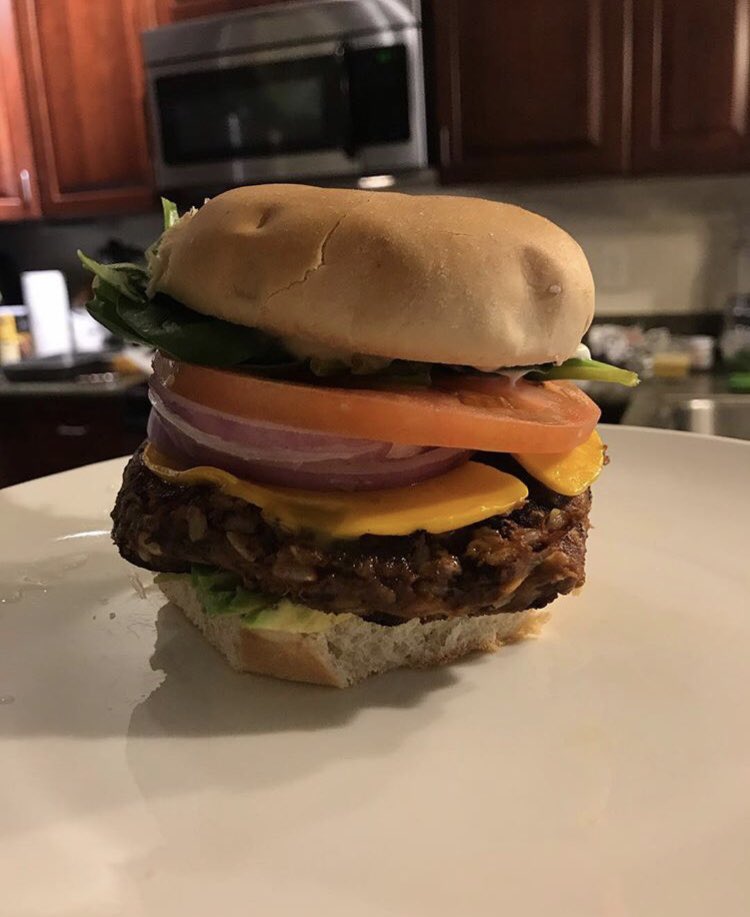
[112,446,591,622]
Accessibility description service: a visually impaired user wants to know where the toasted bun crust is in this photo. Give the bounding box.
[158,576,550,688]
[150,184,594,368]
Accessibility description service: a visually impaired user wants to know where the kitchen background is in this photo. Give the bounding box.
[1,0,750,488]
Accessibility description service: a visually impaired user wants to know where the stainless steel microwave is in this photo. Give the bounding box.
[142,0,428,191]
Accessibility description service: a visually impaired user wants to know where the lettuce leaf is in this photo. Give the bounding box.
[188,565,335,632]
[190,565,268,617]
[525,358,640,387]
[161,197,180,230]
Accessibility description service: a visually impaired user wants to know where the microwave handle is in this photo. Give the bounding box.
[336,44,357,159]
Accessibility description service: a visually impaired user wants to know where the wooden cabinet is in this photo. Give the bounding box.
[0,387,148,489]
[13,0,157,217]
[433,0,630,182]
[632,0,750,173]
[158,0,285,23]
[432,0,750,181]
[0,0,39,220]
[3,0,750,217]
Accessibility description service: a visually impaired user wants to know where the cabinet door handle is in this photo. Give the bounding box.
[56,424,89,437]
[19,169,32,205]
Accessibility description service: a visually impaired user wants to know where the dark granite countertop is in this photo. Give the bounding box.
[0,375,147,398]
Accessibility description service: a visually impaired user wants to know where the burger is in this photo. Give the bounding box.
[80,185,637,687]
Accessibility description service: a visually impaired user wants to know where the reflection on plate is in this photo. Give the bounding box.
[1,426,749,916]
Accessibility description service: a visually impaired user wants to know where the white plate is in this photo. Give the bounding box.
[1,426,749,917]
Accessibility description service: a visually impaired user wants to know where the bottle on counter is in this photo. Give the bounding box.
[0,312,21,365]
[686,335,715,372]
[651,351,691,379]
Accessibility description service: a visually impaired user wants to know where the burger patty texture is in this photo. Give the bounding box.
[114,446,590,622]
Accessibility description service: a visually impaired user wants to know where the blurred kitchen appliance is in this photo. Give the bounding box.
[0,312,21,365]
[142,0,427,190]
[21,270,73,358]
[0,251,22,307]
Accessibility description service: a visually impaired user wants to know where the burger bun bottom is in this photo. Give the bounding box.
[158,576,550,688]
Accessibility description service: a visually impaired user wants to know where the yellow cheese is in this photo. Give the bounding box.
[513,430,605,497]
[143,444,528,538]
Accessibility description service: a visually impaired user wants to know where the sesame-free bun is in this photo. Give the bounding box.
[149,184,594,368]
[158,574,549,688]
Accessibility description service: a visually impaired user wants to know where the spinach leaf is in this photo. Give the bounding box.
[118,294,290,367]
[78,251,147,299]
[79,249,292,367]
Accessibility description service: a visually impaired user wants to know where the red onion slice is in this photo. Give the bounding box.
[150,379,393,461]
[147,380,471,492]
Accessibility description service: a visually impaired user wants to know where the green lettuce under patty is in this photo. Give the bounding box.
[80,198,638,386]
[159,565,337,633]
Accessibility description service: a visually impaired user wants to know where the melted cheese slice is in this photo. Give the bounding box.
[143,444,528,538]
[513,430,605,497]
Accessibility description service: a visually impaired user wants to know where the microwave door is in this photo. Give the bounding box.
[148,43,358,189]
[347,29,427,176]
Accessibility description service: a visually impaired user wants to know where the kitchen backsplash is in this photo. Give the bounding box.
[449,173,750,318]
[2,172,750,317]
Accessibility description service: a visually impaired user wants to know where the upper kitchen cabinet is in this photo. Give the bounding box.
[632,0,750,173]
[432,0,629,182]
[158,0,288,22]
[13,0,157,217]
[0,0,39,220]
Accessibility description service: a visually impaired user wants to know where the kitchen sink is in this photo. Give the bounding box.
[656,394,750,440]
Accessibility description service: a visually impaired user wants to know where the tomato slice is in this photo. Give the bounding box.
[155,356,600,453]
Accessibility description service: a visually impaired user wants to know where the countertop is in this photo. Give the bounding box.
[0,375,146,398]
[621,373,736,428]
